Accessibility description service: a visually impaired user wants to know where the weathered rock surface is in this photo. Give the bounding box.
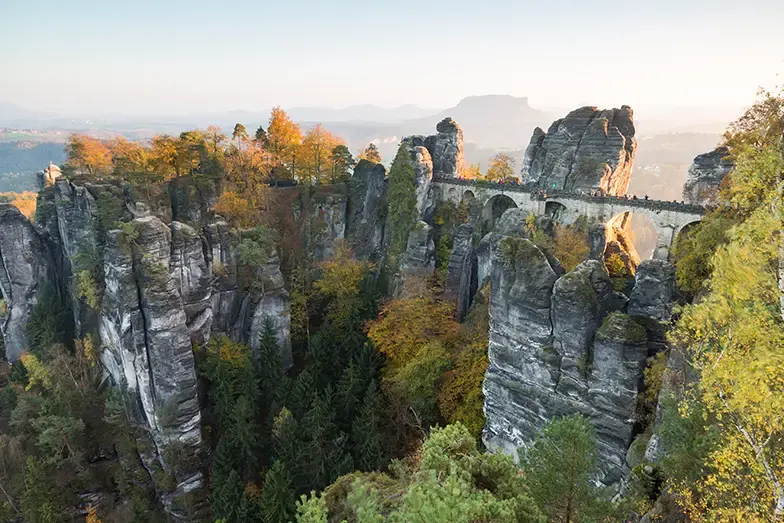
[628,260,676,321]
[99,216,204,519]
[404,117,465,180]
[346,159,386,261]
[0,204,56,361]
[428,117,465,178]
[682,147,732,205]
[521,106,637,195]
[398,221,435,285]
[170,221,213,345]
[444,223,477,320]
[482,229,653,485]
[311,194,347,261]
[404,143,434,219]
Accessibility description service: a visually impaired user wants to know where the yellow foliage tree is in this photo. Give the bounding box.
[299,124,343,184]
[552,223,590,272]
[313,240,372,328]
[267,106,302,179]
[65,134,112,177]
[485,153,516,182]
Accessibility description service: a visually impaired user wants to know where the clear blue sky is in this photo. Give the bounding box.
[1,0,782,115]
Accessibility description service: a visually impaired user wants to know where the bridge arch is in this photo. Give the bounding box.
[482,194,517,235]
[462,189,476,203]
[544,201,567,221]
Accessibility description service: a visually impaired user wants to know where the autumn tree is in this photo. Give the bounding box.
[664,89,784,521]
[108,137,149,176]
[358,143,382,164]
[462,162,482,179]
[267,106,303,179]
[299,124,343,184]
[485,152,516,182]
[149,134,179,179]
[64,134,112,177]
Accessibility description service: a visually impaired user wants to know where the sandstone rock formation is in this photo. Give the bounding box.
[403,117,465,180]
[346,159,386,261]
[521,106,637,195]
[397,221,435,292]
[0,204,56,361]
[682,146,733,205]
[444,223,477,320]
[482,222,656,485]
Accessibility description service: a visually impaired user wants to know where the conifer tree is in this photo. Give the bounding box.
[336,363,362,431]
[303,387,354,491]
[228,395,259,479]
[259,460,297,523]
[211,434,237,491]
[288,369,316,419]
[385,143,417,257]
[352,380,386,471]
[257,316,284,408]
[212,469,247,523]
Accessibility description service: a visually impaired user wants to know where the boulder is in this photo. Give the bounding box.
[521,106,636,195]
[682,147,733,205]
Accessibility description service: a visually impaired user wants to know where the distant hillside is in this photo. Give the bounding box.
[289,104,438,123]
[0,142,65,191]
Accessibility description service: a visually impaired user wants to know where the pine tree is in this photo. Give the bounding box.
[352,380,386,471]
[336,363,362,432]
[257,316,284,408]
[211,434,237,491]
[259,460,297,523]
[272,408,307,494]
[302,387,354,491]
[212,469,247,523]
[228,395,259,479]
[288,369,316,419]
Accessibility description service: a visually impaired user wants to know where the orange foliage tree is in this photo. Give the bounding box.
[299,124,343,184]
[267,107,302,179]
[65,134,112,177]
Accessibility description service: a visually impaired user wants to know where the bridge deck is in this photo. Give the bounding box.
[433,176,707,215]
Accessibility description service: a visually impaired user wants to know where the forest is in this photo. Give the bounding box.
[0,89,782,523]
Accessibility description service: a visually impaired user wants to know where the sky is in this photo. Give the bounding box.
[1,0,783,117]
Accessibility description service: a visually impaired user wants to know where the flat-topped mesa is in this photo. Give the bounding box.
[682,146,733,205]
[521,105,637,196]
[404,117,465,179]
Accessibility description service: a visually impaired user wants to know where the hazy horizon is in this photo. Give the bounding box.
[2,0,783,118]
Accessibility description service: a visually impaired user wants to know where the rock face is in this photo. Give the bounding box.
[0,204,56,361]
[0,174,296,520]
[346,160,386,261]
[482,227,651,485]
[444,223,477,320]
[682,146,732,205]
[521,106,637,195]
[628,260,676,321]
[397,221,436,291]
[403,117,465,180]
[428,117,465,178]
[99,216,204,518]
[404,143,434,219]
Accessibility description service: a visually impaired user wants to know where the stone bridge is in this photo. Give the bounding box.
[432,177,706,260]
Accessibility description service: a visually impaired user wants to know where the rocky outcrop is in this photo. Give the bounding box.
[311,194,347,261]
[521,106,636,195]
[0,205,56,361]
[170,221,213,345]
[628,260,676,321]
[444,223,477,320]
[402,143,434,219]
[482,227,652,485]
[397,221,435,292]
[346,160,386,261]
[404,117,465,180]
[428,117,464,178]
[99,216,204,519]
[682,147,732,205]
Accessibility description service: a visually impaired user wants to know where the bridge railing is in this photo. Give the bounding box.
[432,176,707,215]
